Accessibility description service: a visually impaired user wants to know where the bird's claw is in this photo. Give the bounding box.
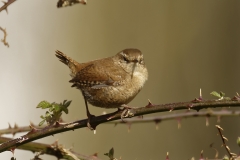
[121,105,136,122]
[87,114,96,130]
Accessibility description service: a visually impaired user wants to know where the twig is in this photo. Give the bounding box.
[0,0,16,13]
[0,26,9,47]
[107,109,240,126]
[0,137,100,160]
[0,99,240,152]
[0,123,45,136]
[57,0,87,8]
[215,125,238,159]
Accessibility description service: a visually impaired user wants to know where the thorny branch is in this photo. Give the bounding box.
[0,0,16,48]
[0,27,9,47]
[0,99,240,152]
[0,137,100,160]
[0,0,16,13]
[215,125,238,160]
[2,109,240,136]
[108,109,240,128]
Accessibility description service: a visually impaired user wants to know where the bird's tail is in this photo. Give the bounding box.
[55,50,80,77]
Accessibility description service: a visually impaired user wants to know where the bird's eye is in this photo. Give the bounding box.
[123,56,129,62]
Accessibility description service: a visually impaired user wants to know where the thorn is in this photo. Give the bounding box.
[187,104,193,110]
[30,121,35,127]
[217,116,221,123]
[9,147,15,154]
[145,99,154,108]
[206,117,209,126]
[166,152,169,160]
[92,153,98,158]
[177,119,181,129]
[200,150,204,159]
[169,107,174,112]
[199,88,203,100]
[51,140,59,148]
[127,123,131,133]
[226,146,230,152]
[223,136,228,141]
[29,125,33,129]
[236,92,239,97]
[8,123,12,129]
[5,7,8,14]
[14,123,18,129]
[155,119,161,130]
[26,125,38,135]
[191,98,202,103]
[231,95,240,101]
[215,125,223,131]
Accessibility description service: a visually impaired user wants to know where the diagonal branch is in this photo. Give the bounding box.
[0,137,100,160]
[0,26,9,47]
[0,0,16,13]
[0,99,240,153]
[215,125,238,159]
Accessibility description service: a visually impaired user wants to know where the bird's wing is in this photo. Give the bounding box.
[69,59,127,88]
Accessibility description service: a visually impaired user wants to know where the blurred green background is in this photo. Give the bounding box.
[0,0,240,159]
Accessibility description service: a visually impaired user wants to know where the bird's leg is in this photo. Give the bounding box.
[107,105,136,121]
[83,96,95,130]
[120,104,136,122]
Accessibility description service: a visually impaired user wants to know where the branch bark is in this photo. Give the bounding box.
[0,0,16,13]
[0,99,240,153]
[0,137,100,160]
[2,109,239,136]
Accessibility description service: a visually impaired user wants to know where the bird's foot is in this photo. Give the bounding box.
[120,104,136,122]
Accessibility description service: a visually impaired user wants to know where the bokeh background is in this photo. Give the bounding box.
[0,0,240,159]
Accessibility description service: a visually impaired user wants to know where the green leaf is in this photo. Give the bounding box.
[219,91,225,97]
[37,100,72,126]
[37,101,51,109]
[38,120,45,126]
[104,148,114,160]
[64,100,72,107]
[40,115,45,119]
[222,155,229,160]
[61,106,69,114]
[210,91,221,98]
[53,105,61,112]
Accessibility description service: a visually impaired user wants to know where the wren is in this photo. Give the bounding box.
[55,49,148,129]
